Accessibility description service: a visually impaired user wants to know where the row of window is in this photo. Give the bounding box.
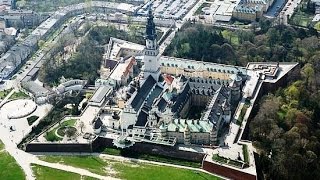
[160,62,236,74]
[145,50,157,56]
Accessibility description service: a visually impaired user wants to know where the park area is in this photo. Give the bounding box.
[39,155,220,180]
[0,141,25,180]
[45,119,78,142]
[289,0,314,27]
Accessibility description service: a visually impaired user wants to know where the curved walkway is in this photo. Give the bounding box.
[33,152,226,179]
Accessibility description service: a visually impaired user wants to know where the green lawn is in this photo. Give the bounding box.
[314,22,320,31]
[0,141,25,180]
[195,3,211,15]
[60,119,77,127]
[212,154,243,168]
[40,155,220,180]
[221,30,239,46]
[242,144,249,164]
[9,91,29,99]
[0,88,13,99]
[112,162,219,180]
[32,164,98,180]
[236,105,248,125]
[39,156,107,176]
[0,140,4,150]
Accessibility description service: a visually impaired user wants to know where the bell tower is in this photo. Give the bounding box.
[141,2,161,81]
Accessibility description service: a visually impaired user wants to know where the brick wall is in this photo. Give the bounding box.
[203,161,256,180]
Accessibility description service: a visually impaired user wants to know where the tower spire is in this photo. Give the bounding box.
[141,1,161,81]
[145,2,157,41]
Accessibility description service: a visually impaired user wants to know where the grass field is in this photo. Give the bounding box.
[315,22,320,31]
[0,88,13,99]
[9,91,29,99]
[39,156,108,176]
[40,155,220,180]
[0,141,25,180]
[0,140,4,150]
[221,30,239,46]
[112,162,219,180]
[32,164,98,180]
[102,147,201,168]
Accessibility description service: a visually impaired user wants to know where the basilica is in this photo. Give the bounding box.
[93,5,244,147]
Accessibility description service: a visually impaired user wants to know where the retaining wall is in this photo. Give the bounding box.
[202,161,256,180]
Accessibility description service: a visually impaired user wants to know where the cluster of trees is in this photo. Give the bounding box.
[250,42,320,179]
[164,22,319,66]
[39,25,144,86]
[164,23,237,65]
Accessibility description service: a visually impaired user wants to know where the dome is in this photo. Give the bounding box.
[94,118,103,129]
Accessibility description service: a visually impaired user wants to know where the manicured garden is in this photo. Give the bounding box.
[242,144,249,164]
[212,154,243,168]
[44,119,77,142]
[195,3,211,15]
[32,164,97,180]
[0,141,25,180]
[236,104,249,126]
[40,155,220,180]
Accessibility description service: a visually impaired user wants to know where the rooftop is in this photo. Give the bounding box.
[90,86,113,103]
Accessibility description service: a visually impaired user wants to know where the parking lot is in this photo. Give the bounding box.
[137,0,198,20]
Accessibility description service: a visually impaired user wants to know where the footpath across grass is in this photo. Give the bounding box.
[40,155,220,180]
[0,141,25,180]
[39,156,107,176]
[31,164,98,180]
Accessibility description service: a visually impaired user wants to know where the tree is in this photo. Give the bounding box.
[178,43,191,57]
[209,44,221,60]
[301,63,315,89]
[284,84,300,101]
[65,128,76,138]
[267,28,280,47]
[38,40,45,48]
[220,43,235,62]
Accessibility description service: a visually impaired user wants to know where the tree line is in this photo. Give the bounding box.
[38,25,144,86]
[164,22,319,67]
